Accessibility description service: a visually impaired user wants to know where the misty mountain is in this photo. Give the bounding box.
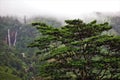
[0,16,63,80]
[84,12,120,35]
[0,14,120,80]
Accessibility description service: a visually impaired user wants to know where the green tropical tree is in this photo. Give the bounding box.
[29,19,120,80]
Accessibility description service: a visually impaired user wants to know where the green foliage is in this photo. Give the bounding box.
[0,16,63,80]
[0,16,32,80]
[0,65,23,80]
[30,19,120,80]
[0,72,21,80]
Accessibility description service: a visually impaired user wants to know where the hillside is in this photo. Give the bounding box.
[0,15,120,80]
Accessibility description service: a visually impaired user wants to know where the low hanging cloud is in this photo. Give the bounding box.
[0,0,120,18]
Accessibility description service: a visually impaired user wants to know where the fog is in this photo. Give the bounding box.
[0,0,120,19]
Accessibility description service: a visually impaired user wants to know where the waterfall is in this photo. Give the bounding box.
[13,31,17,46]
[8,29,11,47]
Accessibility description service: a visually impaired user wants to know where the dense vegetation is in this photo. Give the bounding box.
[0,16,62,80]
[30,19,120,80]
[0,15,120,80]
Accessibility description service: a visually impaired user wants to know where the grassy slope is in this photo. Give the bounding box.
[0,66,21,80]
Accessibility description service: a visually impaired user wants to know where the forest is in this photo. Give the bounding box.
[0,14,120,80]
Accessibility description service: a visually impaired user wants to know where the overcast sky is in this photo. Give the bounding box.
[0,0,120,18]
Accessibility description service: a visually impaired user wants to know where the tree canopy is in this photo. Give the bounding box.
[30,19,120,80]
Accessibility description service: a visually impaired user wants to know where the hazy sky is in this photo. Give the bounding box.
[0,0,120,18]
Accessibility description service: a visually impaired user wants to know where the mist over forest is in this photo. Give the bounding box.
[0,0,120,80]
[0,12,120,80]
